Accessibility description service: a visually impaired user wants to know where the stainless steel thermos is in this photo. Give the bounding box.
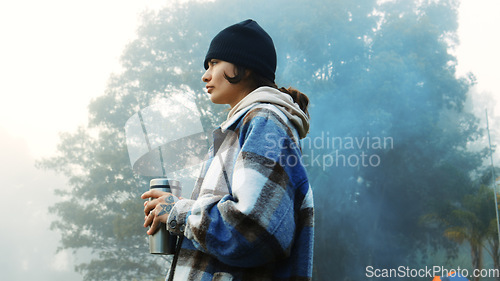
[149,179,181,255]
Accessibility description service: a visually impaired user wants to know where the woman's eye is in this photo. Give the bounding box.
[210,60,218,65]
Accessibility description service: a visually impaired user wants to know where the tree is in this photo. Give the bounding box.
[309,0,485,279]
[37,0,486,280]
[422,185,499,281]
[38,2,226,280]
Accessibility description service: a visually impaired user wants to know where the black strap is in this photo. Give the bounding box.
[167,235,184,281]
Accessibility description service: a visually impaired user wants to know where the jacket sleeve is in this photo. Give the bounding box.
[166,108,306,268]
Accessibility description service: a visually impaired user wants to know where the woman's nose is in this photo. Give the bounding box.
[202,69,211,82]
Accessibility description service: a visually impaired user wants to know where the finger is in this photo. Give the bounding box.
[144,212,154,228]
[148,215,160,235]
[144,200,157,216]
[141,190,155,200]
[141,189,170,200]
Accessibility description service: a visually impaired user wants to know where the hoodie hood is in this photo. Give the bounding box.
[221,86,310,139]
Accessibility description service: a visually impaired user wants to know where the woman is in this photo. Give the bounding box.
[142,19,314,281]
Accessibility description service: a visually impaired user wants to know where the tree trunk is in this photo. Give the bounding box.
[493,239,500,281]
[471,243,483,281]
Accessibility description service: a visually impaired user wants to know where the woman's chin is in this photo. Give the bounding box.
[209,95,223,105]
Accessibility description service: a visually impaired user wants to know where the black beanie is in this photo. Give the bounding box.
[204,19,277,83]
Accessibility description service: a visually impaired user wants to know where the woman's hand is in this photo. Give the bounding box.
[141,189,179,235]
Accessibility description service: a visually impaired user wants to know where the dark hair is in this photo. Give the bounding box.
[224,66,310,118]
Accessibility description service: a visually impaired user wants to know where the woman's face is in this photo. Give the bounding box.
[202,59,250,108]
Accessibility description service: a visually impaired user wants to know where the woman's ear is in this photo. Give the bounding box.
[243,69,252,79]
[242,69,256,90]
[231,64,251,79]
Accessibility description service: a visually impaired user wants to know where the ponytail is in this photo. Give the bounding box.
[277,87,309,118]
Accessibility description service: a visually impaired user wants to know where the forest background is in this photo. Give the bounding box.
[1,0,500,280]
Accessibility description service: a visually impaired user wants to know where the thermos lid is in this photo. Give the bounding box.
[150,178,180,188]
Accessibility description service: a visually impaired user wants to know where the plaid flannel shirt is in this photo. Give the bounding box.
[166,102,314,281]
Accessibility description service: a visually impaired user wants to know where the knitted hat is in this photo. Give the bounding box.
[204,19,277,82]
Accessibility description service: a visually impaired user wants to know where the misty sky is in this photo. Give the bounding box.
[0,0,499,280]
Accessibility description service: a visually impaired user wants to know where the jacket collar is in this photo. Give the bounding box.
[220,103,258,133]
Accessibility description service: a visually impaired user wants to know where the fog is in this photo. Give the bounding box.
[0,127,82,280]
[1,0,500,280]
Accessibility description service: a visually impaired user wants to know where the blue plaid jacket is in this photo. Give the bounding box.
[166,102,314,281]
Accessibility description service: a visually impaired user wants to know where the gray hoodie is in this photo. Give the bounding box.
[222,86,310,139]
